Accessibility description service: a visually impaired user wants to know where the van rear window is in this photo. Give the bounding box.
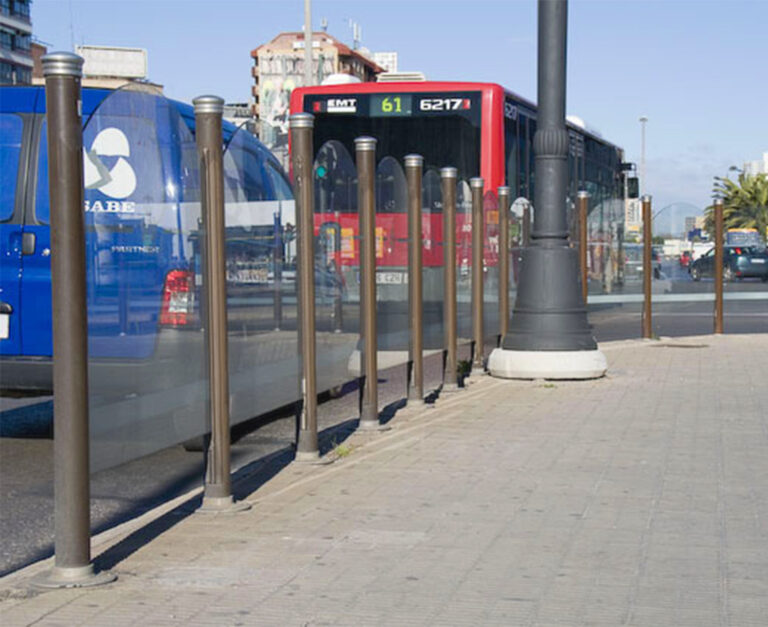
[0,113,23,221]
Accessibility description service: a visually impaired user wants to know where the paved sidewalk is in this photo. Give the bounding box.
[1,334,767,626]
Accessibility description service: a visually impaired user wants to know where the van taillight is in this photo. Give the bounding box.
[160,269,195,326]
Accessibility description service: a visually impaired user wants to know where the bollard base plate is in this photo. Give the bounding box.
[488,347,607,380]
[197,495,252,515]
[294,450,334,465]
[441,382,462,394]
[31,565,116,589]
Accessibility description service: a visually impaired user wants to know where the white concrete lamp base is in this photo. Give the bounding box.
[488,347,607,380]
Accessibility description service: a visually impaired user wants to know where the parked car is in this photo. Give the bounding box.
[624,244,662,281]
[690,246,768,282]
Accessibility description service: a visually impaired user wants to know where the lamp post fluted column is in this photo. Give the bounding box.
[489,0,606,380]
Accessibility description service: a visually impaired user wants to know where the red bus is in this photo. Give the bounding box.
[289,81,625,349]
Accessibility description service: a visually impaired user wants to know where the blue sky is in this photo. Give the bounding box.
[34,0,768,224]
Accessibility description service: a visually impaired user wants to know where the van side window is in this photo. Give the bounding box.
[0,113,23,221]
[35,121,50,224]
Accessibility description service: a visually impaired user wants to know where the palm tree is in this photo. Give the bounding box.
[704,172,768,243]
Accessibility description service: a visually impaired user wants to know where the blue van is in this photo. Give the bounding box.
[0,85,298,469]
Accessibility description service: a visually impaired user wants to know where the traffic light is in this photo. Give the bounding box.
[627,176,639,199]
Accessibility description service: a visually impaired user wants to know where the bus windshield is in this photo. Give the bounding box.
[304,91,482,198]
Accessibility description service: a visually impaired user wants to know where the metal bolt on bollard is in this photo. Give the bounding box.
[714,198,724,334]
[356,137,389,431]
[194,95,250,513]
[32,52,116,589]
[290,113,330,463]
[642,195,653,340]
[405,155,426,407]
[470,177,485,376]
[578,190,589,305]
[441,168,461,392]
[498,186,511,341]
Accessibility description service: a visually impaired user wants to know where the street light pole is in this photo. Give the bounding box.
[639,115,648,197]
[304,0,312,87]
[489,0,606,380]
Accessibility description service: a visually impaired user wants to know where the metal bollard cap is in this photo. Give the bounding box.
[642,194,652,203]
[41,52,84,78]
[289,113,314,129]
[440,167,457,178]
[470,177,484,189]
[192,95,224,115]
[577,190,590,199]
[497,186,510,195]
[404,154,423,168]
[354,136,377,152]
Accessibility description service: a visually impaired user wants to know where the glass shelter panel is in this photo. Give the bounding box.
[222,126,300,429]
[422,168,444,353]
[82,86,205,471]
[313,140,360,392]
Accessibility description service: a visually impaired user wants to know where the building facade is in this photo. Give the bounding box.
[251,31,383,166]
[743,152,768,176]
[0,0,32,85]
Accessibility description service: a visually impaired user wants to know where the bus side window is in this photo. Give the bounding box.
[0,113,24,222]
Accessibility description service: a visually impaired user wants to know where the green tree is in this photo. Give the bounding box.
[705,172,768,242]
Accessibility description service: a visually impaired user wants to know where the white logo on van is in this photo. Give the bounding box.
[83,127,137,200]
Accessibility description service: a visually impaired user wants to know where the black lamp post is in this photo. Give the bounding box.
[489,0,606,379]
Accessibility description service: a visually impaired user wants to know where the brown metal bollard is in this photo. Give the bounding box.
[578,190,589,304]
[33,52,116,589]
[441,168,460,392]
[194,96,249,513]
[714,198,724,334]
[290,113,325,461]
[642,195,653,339]
[356,137,384,430]
[405,155,425,407]
[497,186,511,340]
[470,178,485,375]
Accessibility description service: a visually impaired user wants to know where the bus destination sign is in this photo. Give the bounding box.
[306,92,480,122]
[370,94,412,117]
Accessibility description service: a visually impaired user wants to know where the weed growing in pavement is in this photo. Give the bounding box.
[334,442,353,458]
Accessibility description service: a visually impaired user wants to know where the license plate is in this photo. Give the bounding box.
[0,314,8,340]
[376,272,407,285]
[750,258,765,264]
[228,268,269,284]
